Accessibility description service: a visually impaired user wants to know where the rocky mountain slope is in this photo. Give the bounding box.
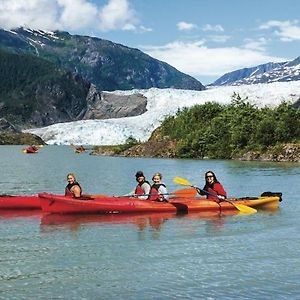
[0,48,148,128]
[0,27,204,91]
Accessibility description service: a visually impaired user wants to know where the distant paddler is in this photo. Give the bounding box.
[70,143,86,153]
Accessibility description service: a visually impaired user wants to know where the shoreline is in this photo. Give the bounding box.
[90,142,300,163]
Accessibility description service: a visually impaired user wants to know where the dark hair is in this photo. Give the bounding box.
[135,171,144,178]
[67,173,76,180]
[205,171,219,183]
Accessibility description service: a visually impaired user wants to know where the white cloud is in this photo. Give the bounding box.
[138,25,152,33]
[243,37,268,51]
[141,40,287,81]
[202,24,224,32]
[208,35,231,43]
[98,0,137,31]
[0,0,61,30]
[57,0,98,30]
[260,20,300,41]
[177,21,197,31]
[0,0,146,32]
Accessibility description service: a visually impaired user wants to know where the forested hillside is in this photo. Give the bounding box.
[0,49,89,127]
[159,93,300,159]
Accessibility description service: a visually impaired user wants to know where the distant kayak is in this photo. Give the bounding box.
[0,195,40,209]
[38,192,282,214]
[22,145,39,154]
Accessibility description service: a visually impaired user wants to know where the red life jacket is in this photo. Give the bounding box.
[205,183,226,202]
[149,183,166,201]
[135,181,150,195]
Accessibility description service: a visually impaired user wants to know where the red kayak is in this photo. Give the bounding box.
[0,195,40,209]
[22,146,39,153]
[38,192,281,214]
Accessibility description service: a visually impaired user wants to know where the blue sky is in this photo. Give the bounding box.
[1,0,300,84]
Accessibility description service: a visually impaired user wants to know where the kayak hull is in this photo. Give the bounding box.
[38,193,281,214]
[0,195,40,209]
[39,193,178,214]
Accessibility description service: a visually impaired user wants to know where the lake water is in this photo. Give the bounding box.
[1,145,300,300]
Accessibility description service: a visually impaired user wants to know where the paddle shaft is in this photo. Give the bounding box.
[194,186,224,199]
[121,192,180,197]
[192,185,251,209]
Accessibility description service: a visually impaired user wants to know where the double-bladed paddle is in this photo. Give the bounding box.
[173,176,257,214]
[83,188,197,199]
[121,188,197,198]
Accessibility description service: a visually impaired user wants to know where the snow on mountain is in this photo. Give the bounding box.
[211,62,285,86]
[219,57,300,86]
[25,81,300,146]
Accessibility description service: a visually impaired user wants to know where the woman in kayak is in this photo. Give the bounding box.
[133,171,151,200]
[149,172,169,202]
[65,173,82,198]
[197,171,227,203]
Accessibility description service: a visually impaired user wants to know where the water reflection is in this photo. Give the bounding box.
[0,209,42,219]
[38,210,243,236]
[40,212,176,233]
[0,204,281,242]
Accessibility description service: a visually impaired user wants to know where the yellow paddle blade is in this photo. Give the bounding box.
[227,201,257,214]
[173,176,192,187]
[171,188,197,198]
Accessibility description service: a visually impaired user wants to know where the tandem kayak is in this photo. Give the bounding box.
[0,195,40,209]
[38,192,282,214]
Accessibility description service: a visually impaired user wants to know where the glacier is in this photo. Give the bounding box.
[24,81,300,145]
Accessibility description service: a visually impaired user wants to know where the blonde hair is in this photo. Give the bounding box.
[152,172,162,180]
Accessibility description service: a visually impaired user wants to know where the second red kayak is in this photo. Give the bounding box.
[38,192,281,214]
[0,195,40,209]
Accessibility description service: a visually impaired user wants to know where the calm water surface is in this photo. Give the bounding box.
[0,145,300,300]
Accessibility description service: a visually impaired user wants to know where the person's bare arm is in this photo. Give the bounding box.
[72,186,81,198]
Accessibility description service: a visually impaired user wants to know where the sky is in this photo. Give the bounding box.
[1,0,300,84]
[26,81,300,145]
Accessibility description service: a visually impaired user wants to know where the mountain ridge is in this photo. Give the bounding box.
[211,57,300,86]
[0,27,205,91]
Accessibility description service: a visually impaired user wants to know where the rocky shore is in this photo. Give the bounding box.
[90,140,300,163]
[0,118,45,145]
[234,143,300,162]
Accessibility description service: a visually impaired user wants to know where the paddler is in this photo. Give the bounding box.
[133,171,151,200]
[149,172,169,202]
[65,173,82,198]
[197,171,227,203]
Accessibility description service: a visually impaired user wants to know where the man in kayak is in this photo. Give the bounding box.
[133,171,151,200]
[197,171,227,203]
[65,173,82,198]
[149,172,169,202]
